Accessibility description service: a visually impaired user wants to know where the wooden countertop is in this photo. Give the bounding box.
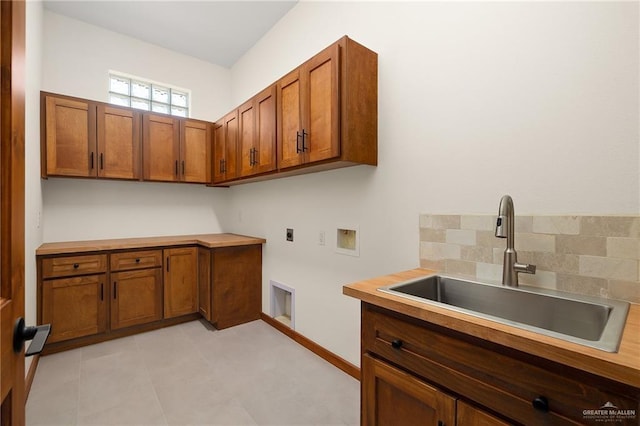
[36,233,266,255]
[343,268,640,389]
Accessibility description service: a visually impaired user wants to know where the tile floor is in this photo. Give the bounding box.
[26,320,360,426]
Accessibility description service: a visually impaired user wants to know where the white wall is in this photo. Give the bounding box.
[25,0,44,376]
[41,11,233,242]
[227,1,640,365]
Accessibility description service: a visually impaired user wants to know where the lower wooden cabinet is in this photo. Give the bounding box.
[163,247,198,318]
[41,274,107,343]
[199,244,262,329]
[111,268,163,330]
[198,247,211,321]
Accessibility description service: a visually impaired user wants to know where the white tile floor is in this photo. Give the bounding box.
[26,320,360,426]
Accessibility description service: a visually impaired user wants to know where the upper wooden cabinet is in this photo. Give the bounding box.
[142,113,180,182]
[42,93,142,180]
[238,85,277,178]
[212,110,239,183]
[181,119,211,183]
[278,44,339,169]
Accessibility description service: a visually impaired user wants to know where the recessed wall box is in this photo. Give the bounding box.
[270,280,295,329]
[336,226,359,257]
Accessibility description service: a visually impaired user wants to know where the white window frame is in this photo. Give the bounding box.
[108,70,192,118]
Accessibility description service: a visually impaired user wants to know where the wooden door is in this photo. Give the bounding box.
[304,43,340,164]
[212,121,225,183]
[223,111,238,181]
[277,68,304,169]
[142,113,180,182]
[180,119,210,183]
[197,248,211,322]
[238,98,255,177]
[457,401,510,426]
[362,354,456,426]
[44,95,97,177]
[111,269,162,330]
[41,275,107,343]
[211,245,261,329]
[0,1,26,422]
[253,85,276,175]
[96,105,141,180]
[163,247,198,318]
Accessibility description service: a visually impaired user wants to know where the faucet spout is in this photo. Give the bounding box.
[495,195,535,287]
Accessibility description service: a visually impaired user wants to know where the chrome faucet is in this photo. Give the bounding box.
[495,195,536,287]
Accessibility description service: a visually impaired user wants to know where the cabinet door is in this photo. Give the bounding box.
[197,247,211,321]
[457,401,510,426]
[212,111,238,183]
[362,354,456,426]
[277,68,304,169]
[238,99,256,177]
[211,245,261,329]
[44,95,97,177]
[41,274,107,343]
[111,269,163,330]
[97,105,141,180]
[254,85,277,175]
[164,247,198,318]
[180,119,211,183]
[142,113,180,182]
[304,43,340,164]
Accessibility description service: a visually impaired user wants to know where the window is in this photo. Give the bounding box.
[108,72,190,118]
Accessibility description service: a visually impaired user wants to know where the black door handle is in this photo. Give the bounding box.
[391,339,403,349]
[13,317,51,356]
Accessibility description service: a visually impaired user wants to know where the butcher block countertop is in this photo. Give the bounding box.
[36,233,266,256]
[343,268,640,389]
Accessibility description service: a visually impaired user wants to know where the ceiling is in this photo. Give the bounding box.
[43,1,299,68]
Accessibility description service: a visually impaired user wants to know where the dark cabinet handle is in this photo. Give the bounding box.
[175,160,179,176]
[100,153,104,170]
[437,421,445,426]
[73,263,79,269]
[532,396,549,412]
[90,152,94,169]
[391,339,403,349]
[296,131,302,153]
[302,129,309,152]
[13,317,50,356]
[100,283,104,301]
[182,160,185,176]
[253,148,258,165]
[135,258,140,263]
[113,282,117,299]
[166,257,170,272]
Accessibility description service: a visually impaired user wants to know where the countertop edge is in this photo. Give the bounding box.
[343,268,640,389]
[36,233,267,256]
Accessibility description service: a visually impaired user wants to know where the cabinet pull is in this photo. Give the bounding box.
[175,160,179,176]
[135,258,140,263]
[302,130,309,152]
[100,283,104,301]
[532,396,549,412]
[182,160,185,176]
[90,152,94,169]
[437,421,445,426]
[100,153,104,170]
[222,159,226,174]
[391,339,403,349]
[166,257,170,272]
[296,131,302,153]
[73,263,79,269]
[113,282,117,299]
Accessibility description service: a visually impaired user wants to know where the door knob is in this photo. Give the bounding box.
[13,317,51,356]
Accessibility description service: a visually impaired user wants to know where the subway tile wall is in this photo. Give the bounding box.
[419,215,640,303]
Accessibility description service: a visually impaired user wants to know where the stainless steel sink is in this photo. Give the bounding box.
[379,275,629,352]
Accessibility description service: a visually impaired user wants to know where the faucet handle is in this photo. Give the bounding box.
[514,262,536,274]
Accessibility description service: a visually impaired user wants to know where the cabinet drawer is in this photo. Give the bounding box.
[110,250,162,271]
[363,304,638,425]
[42,254,107,278]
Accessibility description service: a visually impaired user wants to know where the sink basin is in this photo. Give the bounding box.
[379,275,629,352]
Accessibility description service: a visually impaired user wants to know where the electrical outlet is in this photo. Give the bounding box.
[286,228,294,242]
[318,231,325,246]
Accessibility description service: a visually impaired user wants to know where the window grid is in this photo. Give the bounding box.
[108,73,190,118]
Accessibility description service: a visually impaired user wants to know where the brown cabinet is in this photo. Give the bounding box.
[212,110,239,183]
[39,253,108,343]
[163,247,198,318]
[276,36,377,172]
[238,85,277,178]
[362,354,455,426]
[42,93,142,180]
[142,113,180,182]
[110,250,163,330]
[199,244,262,329]
[180,119,211,183]
[197,247,211,321]
[361,303,639,426]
